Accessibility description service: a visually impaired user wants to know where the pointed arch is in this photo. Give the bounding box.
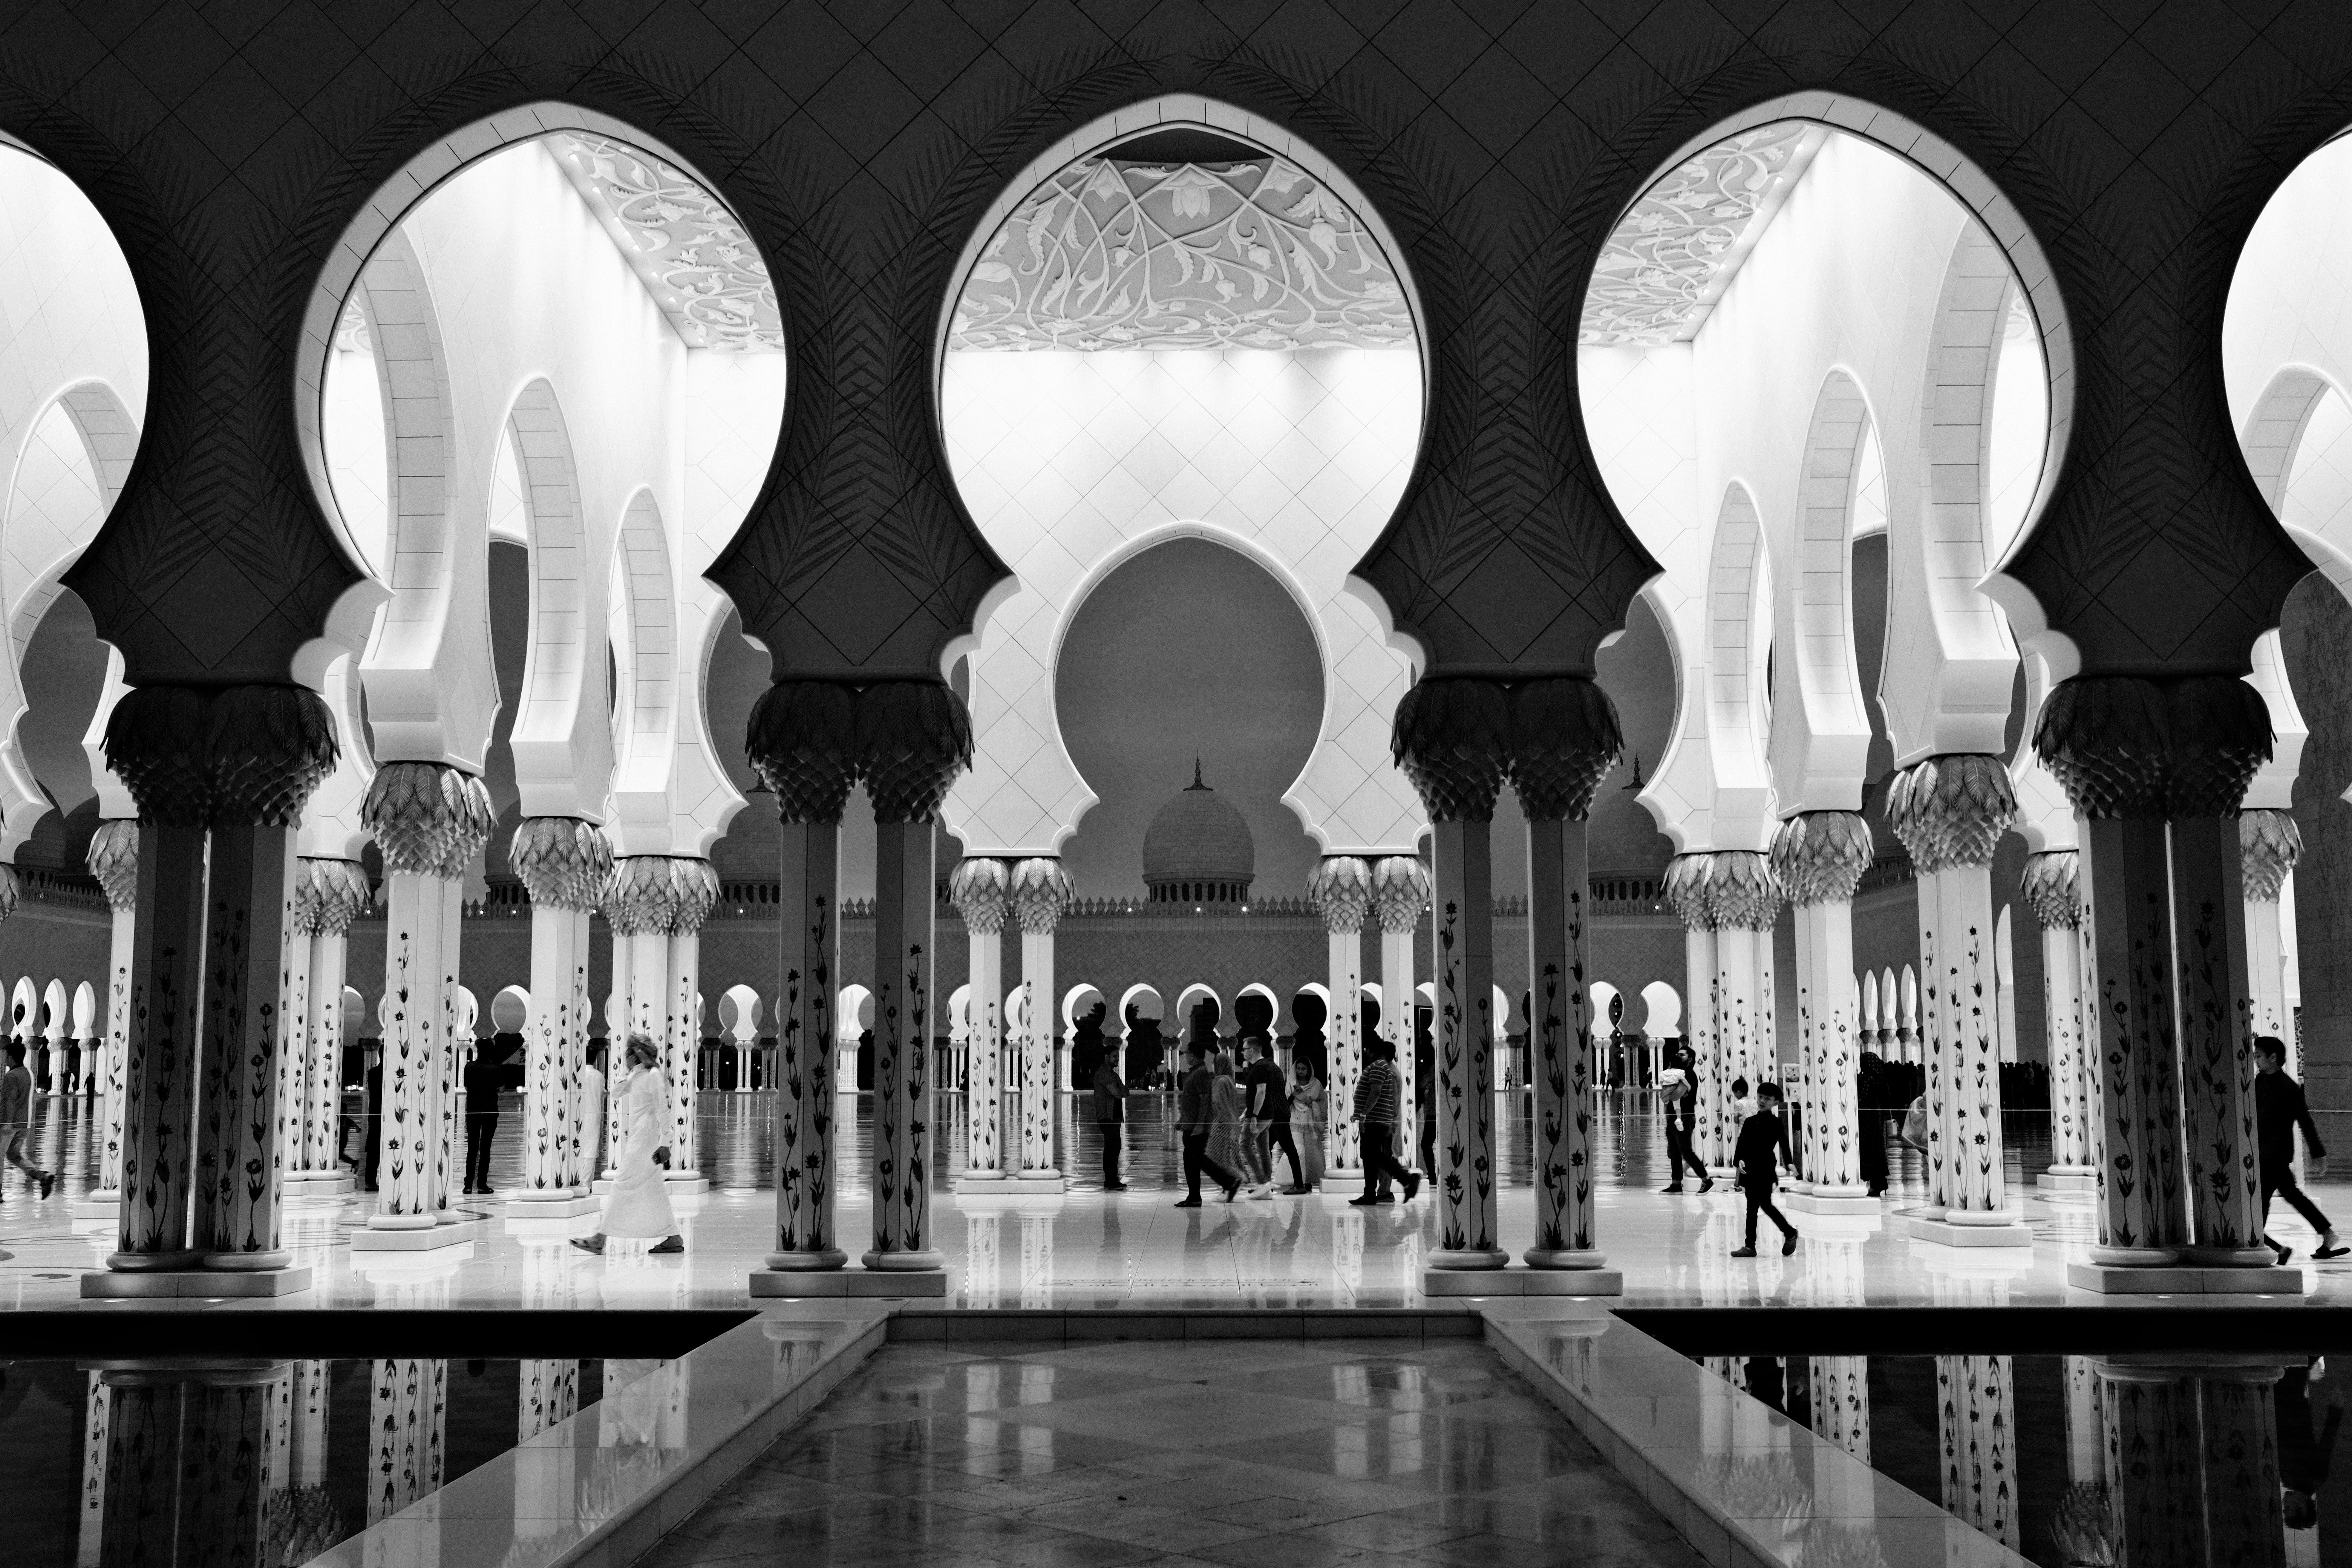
[1769,370,1880,814]
[499,379,614,820]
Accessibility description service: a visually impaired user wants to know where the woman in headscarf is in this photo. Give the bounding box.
[572,1032,683,1254]
[1288,1054,1325,1193]
[1206,1049,1250,1200]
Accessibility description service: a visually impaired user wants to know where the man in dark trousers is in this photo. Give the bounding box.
[2279,1358,2343,1534]
[2257,1036,2347,1262]
[1242,1037,1303,1194]
[1350,1038,1420,1207]
[1661,1043,1709,1193]
[462,1039,501,1194]
[1091,1052,1128,1191]
[1175,1041,1238,1207]
[1732,1081,1798,1257]
[357,1043,384,1190]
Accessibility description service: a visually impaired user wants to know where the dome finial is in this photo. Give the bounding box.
[1191,757,1205,790]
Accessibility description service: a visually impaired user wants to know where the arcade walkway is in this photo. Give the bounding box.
[0,1090,2339,1311]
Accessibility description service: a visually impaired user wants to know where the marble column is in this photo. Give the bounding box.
[285,858,367,1197]
[1772,811,1875,1209]
[2243,810,2301,1048]
[368,1358,448,1525]
[604,855,677,1176]
[509,817,610,1203]
[1508,676,1620,1271]
[82,820,138,1207]
[1663,854,1719,1168]
[861,680,968,1269]
[1306,857,1373,1174]
[748,681,855,1276]
[1369,855,1430,1176]
[361,761,494,1234]
[1009,856,1075,1186]
[1393,677,1509,1271]
[2040,675,2270,1280]
[665,858,718,1190]
[1811,1357,1871,1464]
[948,857,1011,1185]
[2024,850,2097,1193]
[1886,755,2021,1236]
[1703,852,1781,1179]
[274,876,318,1184]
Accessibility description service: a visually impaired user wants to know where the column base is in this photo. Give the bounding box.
[1522,1248,1609,1271]
[69,1191,120,1221]
[750,1266,945,1298]
[762,1248,849,1271]
[106,1250,204,1272]
[203,1249,293,1271]
[282,1171,354,1200]
[83,1266,312,1299]
[1784,1190,1883,1216]
[1907,1216,2033,1248]
[1426,1248,1511,1271]
[2038,1168,2097,1194]
[2068,1260,2306,1296]
[1016,1169,1064,1184]
[663,1173,710,1194]
[501,1195,602,1226]
[2181,1245,2280,1268]
[349,1219,483,1252]
[1423,1264,1621,1297]
[861,1249,946,1272]
[954,1176,1029,1195]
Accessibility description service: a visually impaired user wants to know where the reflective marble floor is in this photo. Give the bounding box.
[2,1090,2343,1310]
[641,1338,1704,1568]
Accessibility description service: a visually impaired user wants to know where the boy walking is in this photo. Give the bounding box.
[1092,1054,1128,1191]
[1731,1081,1796,1257]
[0,1041,52,1199]
[2257,1037,2348,1263]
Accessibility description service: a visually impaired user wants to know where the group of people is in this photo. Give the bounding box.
[1654,1032,2349,1265]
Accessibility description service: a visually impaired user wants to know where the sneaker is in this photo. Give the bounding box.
[2316,1244,2349,1261]
[1348,1195,1381,1207]
[569,1236,606,1254]
[1104,1182,1129,1192]
[1699,1178,1715,1194]
[1402,1173,1421,1202]
[1371,1193,1396,1205]
[648,1236,684,1254]
[37,1174,53,1200]
[1661,1184,1685,1194]
[1222,1181,1241,1202]
[1781,1232,1798,1256]
[1730,1245,1757,1258]
[2274,1242,2295,1264]
[1174,1197,1203,1208]
[1282,1185,1312,1195]
[1248,1184,1273,1199]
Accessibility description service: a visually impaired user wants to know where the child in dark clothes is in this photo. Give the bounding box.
[1732,1082,1798,1258]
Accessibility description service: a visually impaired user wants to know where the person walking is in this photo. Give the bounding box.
[462,1039,501,1194]
[1731,1082,1798,1257]
[1349,1038,1420,1206]
[1207,1050,1252,1199]
[1092,1052,1128,1191]
[1660,1044,1708,1193]
[571,1033,683,1254]
[1856,1051,1891,1198]
[0,1042,51,1199]
[352,1042,384,1190]
[578,1041,607,1176]
[1288,1056,1325,1193]
[1242,1037,1301,1196]
[2256,1036,2348,1263]
[1174,1041,1239,1207]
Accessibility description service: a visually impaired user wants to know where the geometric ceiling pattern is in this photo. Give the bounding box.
[1580,123,1826,346]
[547,133,784,354]
[951,158,1413,352]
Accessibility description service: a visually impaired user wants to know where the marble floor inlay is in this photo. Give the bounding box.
[642,1337,1707,1568]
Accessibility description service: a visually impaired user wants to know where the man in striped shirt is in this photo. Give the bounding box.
[1349,1037,1420,1206]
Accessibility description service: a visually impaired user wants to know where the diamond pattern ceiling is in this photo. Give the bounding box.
[950,158,1413,353]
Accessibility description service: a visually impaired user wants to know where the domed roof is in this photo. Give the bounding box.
[1141,763,1254,886]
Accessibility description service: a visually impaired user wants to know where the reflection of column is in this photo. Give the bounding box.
[1704,852,1779,1180]
[173,1366,294,1565]
[749,682,853,1275]
[2045,677,2276,1276]
[964,1206,1001,1306]
[2096,1364,2205,1568]
[368,1358,448,1525]
[1307,858,1372,1175]
[1019,1211,1054,1309]
[1889,756,2018,1228]
[2243,810,2301,1049]
[1393,678,1508,1271]
[1369,857,1429,1176]
[518,1358,579,1441]
[1809,1356,1870,1464]
[1010,858,1074,1184]
[363,764,493,1233]
[1773,812,1873,1202]
[949,858,1010,1183]
[864,681,968,1266]
[2197,1366,2287,1567]
[1510,677,1619,1270]
[84,822,138,1205]
[2025,851,2097,1190]
[1663,855,1719,1168]
[666,859,718,1189]
[510,819,607,1200]
[1937,1354,2018,1551]
[77,1374,109,1568]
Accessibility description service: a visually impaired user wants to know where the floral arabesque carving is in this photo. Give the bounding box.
[951,158,1413,352]
[1579,123,1824,346]
[548,133,783,354]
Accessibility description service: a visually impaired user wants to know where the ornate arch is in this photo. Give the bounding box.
[607,488,678,809]
[1767,369,1879,814]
